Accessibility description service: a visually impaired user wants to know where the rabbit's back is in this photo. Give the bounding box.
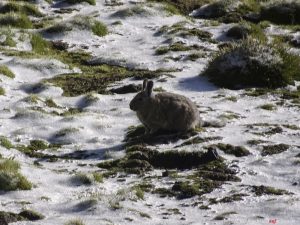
[151,92,200,131]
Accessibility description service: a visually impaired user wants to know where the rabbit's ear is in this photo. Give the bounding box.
[146,80,154,97]
[142,79,148,91]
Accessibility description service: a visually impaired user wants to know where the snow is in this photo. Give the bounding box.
[0,0,299,225]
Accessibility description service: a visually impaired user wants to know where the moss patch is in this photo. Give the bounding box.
[156,42,201,55]
[124,125,199,146]
[176,136,223,148]
[157,23,213,42]
[97,145,219,173]
[251,185,292,196]
[261,144,289,156]
[208,143,251,157]
[153,159,240,199]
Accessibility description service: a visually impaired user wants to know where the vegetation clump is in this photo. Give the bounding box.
[97,145,219,174]
[0,2,43,17]
[202,38,300,89]
[149,0,210,15]
[193,0,231,19]
[155,42,195,55]
[251,185,292,196]
[0,65,15,78]
[0,87,5,95]
[0,30,17,47]
[0,209,44,224]
[154,159,240,199]
[0,136,14,149]
[112,6,150,18]
[0,13,32,29]
[157,23,213,42]
[261,144,289,156]
[91,21,108,37]
[208,143,251,157]
[65,0,96,5]
[260,1,300,25]
[259,103,277,111]
[0,159,32,191]
[47,64,164,97]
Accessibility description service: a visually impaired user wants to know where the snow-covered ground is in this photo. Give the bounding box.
[0,0,299,224]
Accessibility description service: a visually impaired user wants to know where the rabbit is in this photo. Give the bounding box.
[129,79,202,134]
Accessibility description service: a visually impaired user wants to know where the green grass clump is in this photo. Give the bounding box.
[0,2,43,17]
[45,98,58,108]
[0,13,33,29]
[155,42,194,55]
[65,0,96,5]
[259,103,277,111]
[30,33,52,55]
[92,172,103,183]
[0,86,5,95]
[163,2,181,15]
[202,38,300,89]
[28,140,49,151]
[91,21,108,37]
[251,185,291,196]
[0,159,32,191]
[0,136,14,149]
[64,219,85,225]
[0,65,15,78]
[71,173,94,185]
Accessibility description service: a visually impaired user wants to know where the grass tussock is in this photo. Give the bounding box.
[0,158,32,191]
[64,218,85,225]
[0,65,15,78]
[0,86,5,95]
[149,0,211,15]
[260,0,300,25]
[91,21,108,37]
[0,2,43,17]
[0,13,32,29]
[202,38,300,89]
[0,136,14,149]
[112,6,150,18]
[30,33,52,55]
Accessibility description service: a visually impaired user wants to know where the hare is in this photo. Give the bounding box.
[129,79,202,134]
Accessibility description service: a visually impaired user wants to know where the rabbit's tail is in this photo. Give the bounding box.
[199,119,226,128]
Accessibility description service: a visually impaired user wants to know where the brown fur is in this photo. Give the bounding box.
[129,79,201,133]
